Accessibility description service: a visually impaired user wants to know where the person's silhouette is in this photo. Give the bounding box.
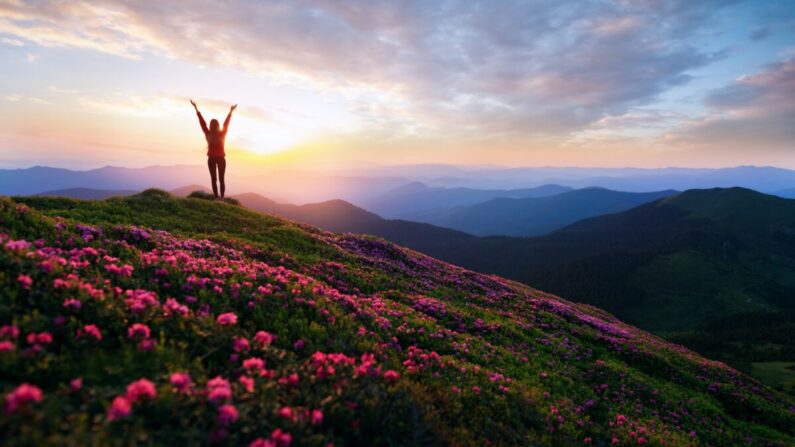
[191,99,236,198]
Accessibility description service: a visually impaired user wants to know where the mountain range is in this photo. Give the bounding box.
[775,188,795,199]
[350,164,795,192]
[231,193,478,255]
[361,182,572,218]
[0,165,207,196]
[4,164,795,204]
[406,188,677,236]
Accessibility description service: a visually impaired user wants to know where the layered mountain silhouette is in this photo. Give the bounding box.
[511,188,795,328]
[233,193,478,254]
[774,187,795,199]
[5,164,795,203]
[362,182,572,218]
[0,165,207,196]
[407,187,678,236]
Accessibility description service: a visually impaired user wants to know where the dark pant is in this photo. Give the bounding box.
[207,157,226,198]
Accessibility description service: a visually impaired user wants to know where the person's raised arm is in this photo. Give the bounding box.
[223,104,237,134]
[190,99,209,135]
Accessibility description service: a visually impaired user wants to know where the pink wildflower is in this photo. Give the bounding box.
[27,332,52,345]
[310,409,324,425]
[270,428,293,447]
[78,324,102,341]
[163,298,190,318]
[239,375,255,393]
[127,323,151,340]
[615,414,627,426]
[233,337,250,352]
[70,378,83,392]
[276,406,294,421]
[4,239,30,252]
[207,376,232,403]
[63,298,82,310]
[125,378,156,403]
[216,312,238,326]
[249,440,276,447]
[104,263,134,277]
[243,357,266,376]
[107,395,132,421]
[248,438,277,447]
[0,341,14,352]
[170,372,193,394]
[0,324,19,339]
[254,330,275,347]
[383,370,400,384]
[278,372,299,387]
[17,274,32,289]
[218,404,238,425]
[124,289,159,313]
[4,383,42,414]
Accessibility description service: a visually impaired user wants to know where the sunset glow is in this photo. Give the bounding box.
[1,1,794,169]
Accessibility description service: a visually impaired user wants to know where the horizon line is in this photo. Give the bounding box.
[2,163,794,173]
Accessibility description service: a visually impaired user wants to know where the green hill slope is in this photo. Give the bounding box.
[527,188,795,329]
[2,190,794,446]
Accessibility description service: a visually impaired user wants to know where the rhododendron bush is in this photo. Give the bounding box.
[0,191,793,446]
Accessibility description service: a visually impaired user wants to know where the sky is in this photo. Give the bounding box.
[0,0,794,171]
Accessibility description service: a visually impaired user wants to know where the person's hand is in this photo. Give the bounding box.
[190,99,198,111]
[230,104,237,112]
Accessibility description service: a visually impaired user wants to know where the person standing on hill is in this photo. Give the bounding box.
[190,99,236,199]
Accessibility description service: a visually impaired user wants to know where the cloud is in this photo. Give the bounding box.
[4,94,51,105]
[28,97,51,105]
[47,85,79,95]
[750,27,770,41]
[0,0,751,139]
[75,92,272,124]
[666,57,795,152]
[0,36,23,46]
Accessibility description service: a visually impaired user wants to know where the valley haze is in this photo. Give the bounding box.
[4,164,795,204]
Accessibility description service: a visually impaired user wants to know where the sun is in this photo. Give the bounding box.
[231,118,311,155]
